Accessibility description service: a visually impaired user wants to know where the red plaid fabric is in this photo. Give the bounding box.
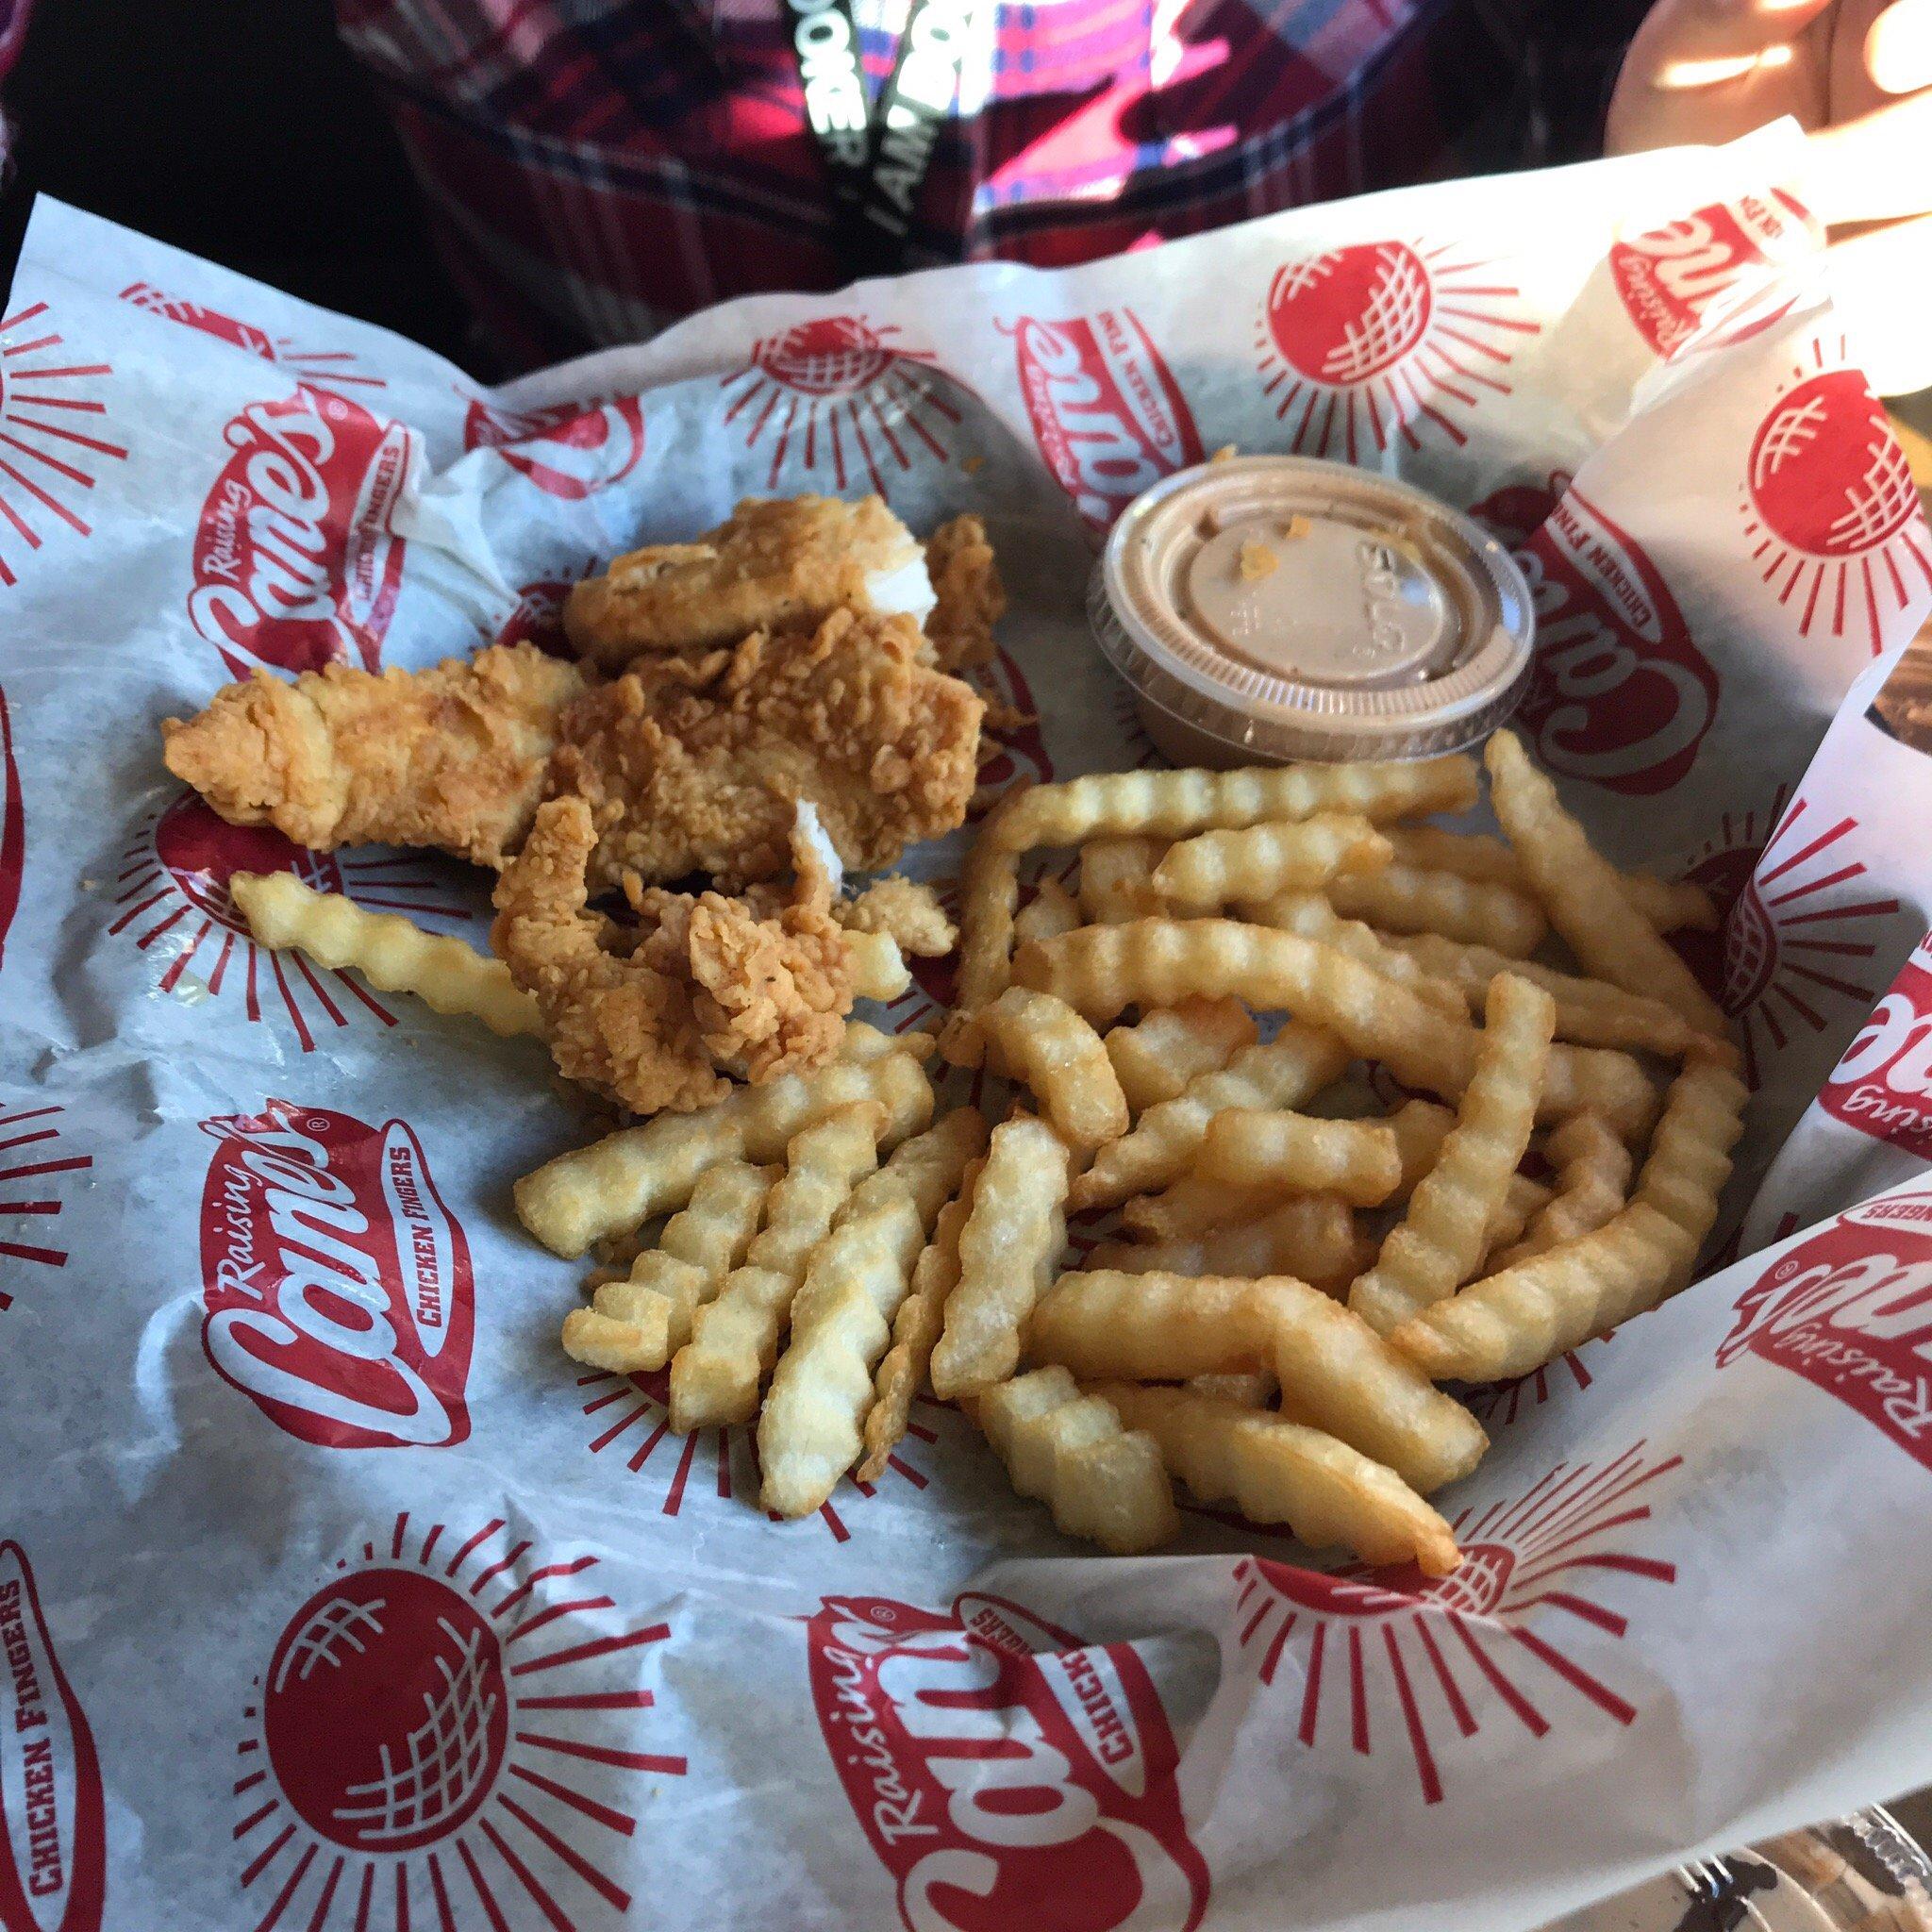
[337,0,1601,369]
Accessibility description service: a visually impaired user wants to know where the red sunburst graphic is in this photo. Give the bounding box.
[111,791,476,1049]
[0,1103,92,1307]
[1463,1347,1599,1427]
[0,302,128,588]
[575,1370,942,1543]
[1253,242,1541,461]
[120,281,385,393]
[1676,791,1899,1088]
[718,317,964,494]
[968,646,1054,817]
[235,1513,679,1931]
[1232,1444,1679,1804]
[1740,338,1932,651]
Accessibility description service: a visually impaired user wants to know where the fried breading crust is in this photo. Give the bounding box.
[836,876,957,957]
[924,513,1005,672]
[551,608,985,889]
[160,643,585,868]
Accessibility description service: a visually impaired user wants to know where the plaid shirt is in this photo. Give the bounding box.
[334,1,1619,370]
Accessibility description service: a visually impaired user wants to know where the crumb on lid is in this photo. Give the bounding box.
[1238,539,1279,581]
[1209,443,1239,463]
[1282,513,1313,540]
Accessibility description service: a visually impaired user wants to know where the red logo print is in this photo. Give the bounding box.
[1466,475,1566,550]
[235,1513,681,1930]
[1008,311,1204,534]
[1740,340,1932,652]
[0,689,20,971]
[719,316,971,494]
[0,1544,106,1932]
[461,398,645,501]
[189,385,415,679]
[1609,192,1814,360]
[491,577,577,657]
[1720,1190,1932,1465]
[0,303,126,590]
[1819,934,1932,1157]
[1677,791,1899,1087]
[1462,1346,1600,1428]
[118,283,385,396]
[807,1591,1209,1932]
[198,1099,475,1450]
[1513,487,1720,793]
[1254,241,1540,460]
[112,790,474,1047]
[1232,1444,1678,1804]
[0,1105,92,1314]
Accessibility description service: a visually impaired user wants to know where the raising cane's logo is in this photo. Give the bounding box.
[189,385,416,680]
[118,283,385,396]
[0,1543,106,1932]
[1008,312,1204,534]
[1819,934,1932,1158]
[1254,241,1540,461]
[0,689,20,971]
[197,1099,474,1450]
[1719,1190,1932,1466]
[807,1591,1209,1932]
[1513,486,1720,794]
[233,1513,680,1930]
[461,398,645,501]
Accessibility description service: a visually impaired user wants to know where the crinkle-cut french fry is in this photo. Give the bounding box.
[560,1158,774,1372]
[1487,731,1727,1034]
[1350,974,1556,1335]
[1482,1174,1554,1267]
[1386,1099,1457,1196]
[930,1114,1071,1399]
[1327,863,1547,957]
[667,1104,884,1430]
[1622,872,1719,933]
[1391,1053,1746,1379]
[1386,828,1716,932]
[1541,1043,1659,1142]
[1236,891,1466,1018]
[976,988,1130,1151]
[1121,1174,1281,1242]
[513,1024,929,1257]
[1491,1115,1630,1270]
[989,757,1479,852]
[1151,813,1392,908]
[230,872,542,1038]
[1087,1194,1361,1291]
[1071,1024,1351,1212]
[1030,1271,1487,1493]
[857,1162,981,1484]
[1079,837,1166,924]
[1104,999,1257,1114]
[974,1368,1178,1554]
[1012,876,1081,946]
[758,1108,986,1517]
[1188,1373,1276,1407]
[1092,1382,1461,1574]
[1375,930,1721,1058]
[847,930,909,1002]
[943,800,1025,1066]
[1015,919,1477,1101]
[1196,1108,1401,1207]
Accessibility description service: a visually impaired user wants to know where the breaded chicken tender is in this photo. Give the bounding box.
[836,877,957,957]
[563,494,935,671]
[160,643,585,869]
[923,513,1005,672]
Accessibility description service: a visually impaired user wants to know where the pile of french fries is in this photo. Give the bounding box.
[228,729,1747,1578]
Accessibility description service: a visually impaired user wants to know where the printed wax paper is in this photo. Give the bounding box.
[5,120,1932,1932]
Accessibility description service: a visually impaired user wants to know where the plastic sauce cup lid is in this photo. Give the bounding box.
[1091,455,1535,764]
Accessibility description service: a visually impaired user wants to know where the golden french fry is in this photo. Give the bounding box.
[1030,1271,1487,1492]
[1326,863,1547,957]
[1391,1054,1747,1379]
[1151,813,1392,908]
[1386,828,1716,932]
[1350,974,1556,1335]
[989,758,1479,852]
[1196,1108,1402,1207]
[1092,1382,1461,1574]
[1079,837,1166,924]
[560,1158,774,1372]
[857,1161,981,1484]
[229,872,542,1038]
[1487,731,1727,1034]
[1104,998,1257,1113]
[514,1024,930,1257]
[944,800,1024,1064]
[668,1104,884,1430]
[1236,891,1466,1018]
[1386,1098,1457,1195]
[1622,872,1719,933]
[1072,1024,1350,1211]
[1491,1114,1631,1270]
[1122,1174,1280,1242]
[1015,920,1477,1101]
[1086,1194,1361,1291]
[758,1108,987,1517]
[1541,1043,1659,1143]
[1482,1173,1554,1266]
[1011,876,1081,946]
[930,1114,1071,1399]
[974,1367,1178,1555]
[977,987,1130,1151]
[847,929,909,1002]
